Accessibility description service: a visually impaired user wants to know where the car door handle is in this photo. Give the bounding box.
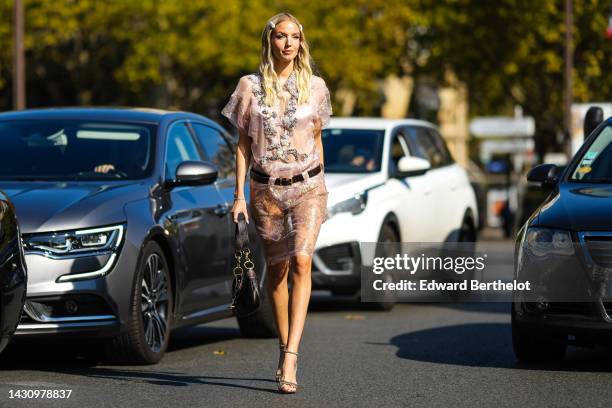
[214,204,229,217]
[450,183,457,191]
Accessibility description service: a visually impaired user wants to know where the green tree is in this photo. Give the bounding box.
[0,0,420,116]
[1,0,610,151]
[414,0,612,152]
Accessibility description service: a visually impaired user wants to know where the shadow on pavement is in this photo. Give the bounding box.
[2,363,279,393]
[0,339,106,369]
[1,331,278,393]
[62,367,277,394]
[57,368,279,393]
[0,326,242,370]
[389,322,612,372]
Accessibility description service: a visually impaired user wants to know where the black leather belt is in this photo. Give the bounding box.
[251,163,322,186]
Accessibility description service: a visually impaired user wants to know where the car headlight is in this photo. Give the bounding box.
[24,224,125,258]
[328,192,368,218]
[24,224,125,283]
[524,227,574,257]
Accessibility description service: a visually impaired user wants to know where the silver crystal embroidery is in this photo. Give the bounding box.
[248,72,308,164]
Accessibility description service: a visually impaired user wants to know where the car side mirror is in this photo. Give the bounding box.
[584,106,604,141]
[165,160,218,189]
[397,156,431,176]
[527,163,559,188]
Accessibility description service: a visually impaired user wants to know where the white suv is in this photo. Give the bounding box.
[314,117,479,299]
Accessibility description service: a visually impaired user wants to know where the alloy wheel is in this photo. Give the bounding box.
[140,253,168,353]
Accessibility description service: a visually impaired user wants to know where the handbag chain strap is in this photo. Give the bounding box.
[230,214,256,310]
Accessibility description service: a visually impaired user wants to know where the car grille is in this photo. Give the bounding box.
[583,235,612,268]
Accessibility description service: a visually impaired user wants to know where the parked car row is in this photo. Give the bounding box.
[0,108,479,363]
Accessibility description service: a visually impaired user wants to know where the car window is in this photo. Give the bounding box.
[570,124,612,181]
[405,127,435,164]
[405,127,447,168]
[426,129,454,166]
[165,122,200,179]
[191,123,235,180]
[0,119,156,181]
[321,128,384,173]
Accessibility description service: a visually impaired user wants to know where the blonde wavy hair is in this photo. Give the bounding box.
[259,12,313,107]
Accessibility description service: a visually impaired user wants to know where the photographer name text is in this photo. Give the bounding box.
[372,279,531,291]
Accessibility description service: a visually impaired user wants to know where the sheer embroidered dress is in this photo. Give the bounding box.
[222,72,332,266]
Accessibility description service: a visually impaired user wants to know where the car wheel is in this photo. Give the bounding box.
[458,216,477,243]
[511,307,566,363]
[370,223,398,311]
[237,262,278,338]
[104,241,173,364]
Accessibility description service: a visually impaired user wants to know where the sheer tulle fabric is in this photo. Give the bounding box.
[249,173,328,265]
[222,72,332,265]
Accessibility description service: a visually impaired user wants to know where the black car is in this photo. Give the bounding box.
[0,108,275,364]
[512,115,612,362]
[0,190,27,354]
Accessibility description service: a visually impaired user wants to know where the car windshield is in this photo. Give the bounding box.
[322,128,384,173]
[570,123,612,183]
[0,119,156,181]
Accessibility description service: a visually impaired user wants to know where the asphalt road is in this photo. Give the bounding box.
[2,296,612,408]
[2,229,612,407]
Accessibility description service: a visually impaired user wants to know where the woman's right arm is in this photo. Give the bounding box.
[231,128,252,224]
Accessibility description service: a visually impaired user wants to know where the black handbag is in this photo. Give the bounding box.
[230,213,261,317]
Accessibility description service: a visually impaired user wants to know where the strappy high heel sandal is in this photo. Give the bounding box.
[276,344,286,382]
[278,349,299,394]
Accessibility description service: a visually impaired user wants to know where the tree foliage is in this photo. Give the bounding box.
[414,0,612,144]
[0,0,611,149]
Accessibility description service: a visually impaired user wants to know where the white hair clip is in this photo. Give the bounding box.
[268,21,303,31]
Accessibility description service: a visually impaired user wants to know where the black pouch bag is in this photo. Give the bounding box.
[230,213,261,317]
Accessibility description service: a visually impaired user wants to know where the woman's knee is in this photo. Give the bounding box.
[293,254,312,276]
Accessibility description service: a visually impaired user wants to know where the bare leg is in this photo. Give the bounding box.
[267,258,291,347]
[281,253,312,391]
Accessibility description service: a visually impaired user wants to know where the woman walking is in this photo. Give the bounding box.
[221,12,332,394]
